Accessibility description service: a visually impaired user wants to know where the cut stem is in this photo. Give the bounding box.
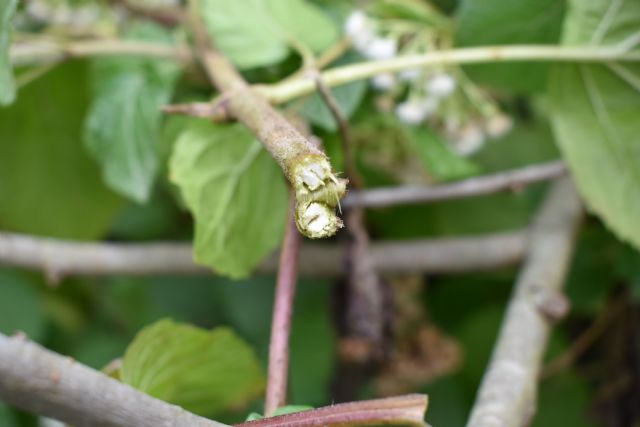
[187,0,346,238]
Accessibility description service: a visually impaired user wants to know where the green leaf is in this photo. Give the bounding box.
[267,0,339,53]
[0,62,122,239]
[0,0,16,106]
[549,0,640,250]
[456,0,565,92]
[409,127,480,181]
[170,120,288,279]
[84,24,180,202]
[201,0,338,69]
[0,403,16,427]
[121,319,264,416]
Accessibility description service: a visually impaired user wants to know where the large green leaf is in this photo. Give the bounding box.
[550,0,640,250]
[121,319,264,416]
[200,0,338,69]
[0,0,17,105]
[84,25,180,203]
[456,0,565,92]
[170,121,288,279]
[0,62,122,239]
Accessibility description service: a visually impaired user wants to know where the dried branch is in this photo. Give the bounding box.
[0,231,527,280]
[343,161,567,209]
[0,333,227,427]
[466,178,583,427]
[265,201,301,416]
[187,1,346,239]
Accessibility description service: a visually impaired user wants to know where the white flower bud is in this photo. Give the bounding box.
[371,73,396,90]
[363,37,397,60]
[452,125,485,156]
[426,73,457,98]
[345,10,367,36]
[486,113,513,138]
[396,99,428,124]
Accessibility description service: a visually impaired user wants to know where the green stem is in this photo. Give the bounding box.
[261,45,640,103]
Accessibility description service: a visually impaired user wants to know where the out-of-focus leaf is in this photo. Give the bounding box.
[370,0,451,29]
[422,378,467,427]
[0,269,46,341]
[534,373,597,427]
[0,62,122,239]
[121,319,264,416]
[73,328,129,370]
[0,0,17,105]
[201,0,338,69]
[84,24,180,202]
[289,281,335,405]
[0,403,16,427]
[409,127,480,181]
[472,121,560,172]
[456,0,565,92]
[550,0,640,251]
[170,121,287,279]
[565,225,624,314]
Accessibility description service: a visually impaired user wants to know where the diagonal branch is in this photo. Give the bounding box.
[187,0,346,239]
[0,231,527,280]
[0,333,228,427]
[465,178,583,427]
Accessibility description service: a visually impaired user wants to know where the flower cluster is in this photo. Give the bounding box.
[343,8,513,157]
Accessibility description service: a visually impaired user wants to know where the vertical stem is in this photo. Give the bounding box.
[265,197,302,416]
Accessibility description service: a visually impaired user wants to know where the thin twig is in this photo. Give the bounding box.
[265,200,301,416]
[187,0,346,238]
[0,231,527,280]
[343,161,567,208]
[466,178,583,427]
[313,71,362,189]
[0,333,228,427]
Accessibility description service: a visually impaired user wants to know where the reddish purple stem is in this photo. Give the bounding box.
[265,199,302,416]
